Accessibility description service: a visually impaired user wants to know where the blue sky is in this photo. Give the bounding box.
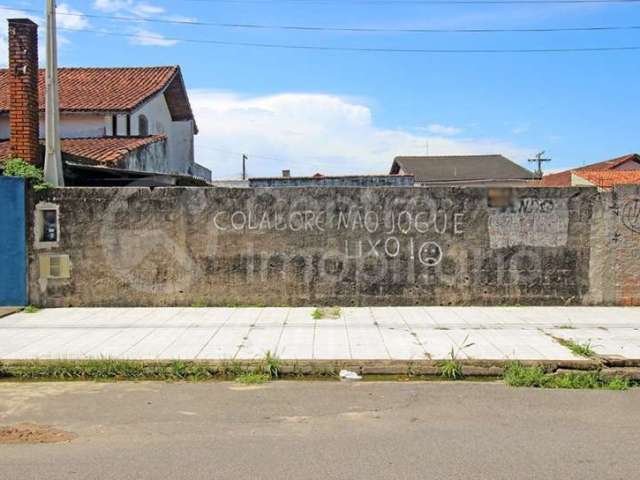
[1,0,639,178]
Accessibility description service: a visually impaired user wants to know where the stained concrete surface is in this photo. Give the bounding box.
[1,381,639,480]
[1,306,640,361]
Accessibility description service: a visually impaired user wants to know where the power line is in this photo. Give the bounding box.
[59,26,640,53]
[4,6,640,34]
[181,0,640,4]
[4,7,640,34]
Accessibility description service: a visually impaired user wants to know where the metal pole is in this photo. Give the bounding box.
[44,0,64,186]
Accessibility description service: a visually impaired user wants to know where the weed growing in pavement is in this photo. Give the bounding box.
[312,307,341,320]
[503,362,636,390]
[22,305,40,314]
[556,338,597,358]
[439,336,474,380]
[261,350,281,379]
[503,362,548,387]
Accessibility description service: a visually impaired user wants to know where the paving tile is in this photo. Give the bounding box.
[371,308,427,360]
[343,308,389,359]
[1,307,640,361]
[314,321,351,360]
[236,308,288,359]
[83,328,155,358]
[5,328,89,359]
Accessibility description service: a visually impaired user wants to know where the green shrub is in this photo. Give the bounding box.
[2,158,51,191]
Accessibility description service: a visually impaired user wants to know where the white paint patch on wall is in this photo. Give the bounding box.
[0,114,106,139]
[488,198,569,249]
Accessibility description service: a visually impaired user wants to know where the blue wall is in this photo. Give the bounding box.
[0,177,27,306]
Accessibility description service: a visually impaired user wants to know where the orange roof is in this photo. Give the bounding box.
[537,171,573,187]
[0,66,191,115]
[574,170,640,189]
[539,153,640,187]
[577,153,640,172]
[61,136,167,166]
[0,136,166,167]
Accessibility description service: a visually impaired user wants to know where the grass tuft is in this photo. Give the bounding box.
[504,362,634,390]
[556,338,597,358]
[261,350,281,379]
[438,336,474,380]
[312,307,341,320]
[22,305,40,314]
[439,356,464,380]
[503,362,547,387]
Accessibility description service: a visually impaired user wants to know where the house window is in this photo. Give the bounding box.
[112,115,118,136]
[138,115,149,136]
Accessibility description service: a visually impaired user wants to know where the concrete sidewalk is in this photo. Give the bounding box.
[1,307,639,362]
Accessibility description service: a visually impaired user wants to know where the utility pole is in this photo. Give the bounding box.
[528,151,551,179]
[242,154,248,180]
[44,0,64,186]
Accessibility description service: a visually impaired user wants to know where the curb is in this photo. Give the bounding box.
[0,358,623,377]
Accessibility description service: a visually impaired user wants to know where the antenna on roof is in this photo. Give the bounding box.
[528,151,551,179]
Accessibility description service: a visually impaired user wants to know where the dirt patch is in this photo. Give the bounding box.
[0,423,76,444]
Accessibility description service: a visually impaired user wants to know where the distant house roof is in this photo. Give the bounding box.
[0,135,166,168]
[539,153,640,187]
[574,170,640,189]
[0,66,196,130]
[249,173,414,188]
[390,154,534,184]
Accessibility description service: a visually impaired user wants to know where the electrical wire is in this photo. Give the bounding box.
[3,5,640,34]
[58,26,640,53]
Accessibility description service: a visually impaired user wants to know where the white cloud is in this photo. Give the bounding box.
[131,28,177,46]
[93,0,134,12]
[426,124,462,136]
[191,91,533,179]
[0,8,41,67]
[93,0,165,17]
[57,3,90,30]
[131,2,165,16]
[93,0,177,47]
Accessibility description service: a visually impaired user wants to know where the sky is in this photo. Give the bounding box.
[1,0,639,179]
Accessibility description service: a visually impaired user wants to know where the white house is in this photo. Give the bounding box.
[0,64,211,183]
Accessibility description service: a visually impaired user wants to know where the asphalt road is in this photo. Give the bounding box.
[1,380,639,480]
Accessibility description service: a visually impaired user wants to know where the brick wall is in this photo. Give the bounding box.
[8,19,40,166]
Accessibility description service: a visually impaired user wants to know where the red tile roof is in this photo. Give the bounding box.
[577,153,640,172]
[0,66,180,113]
[0,135,166,167]
[536,171,572,187]
[539,153,640,187]
[574,170,640,189]
[61,136,167,166]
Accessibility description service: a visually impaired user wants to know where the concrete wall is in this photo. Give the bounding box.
[26,185,639,307]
